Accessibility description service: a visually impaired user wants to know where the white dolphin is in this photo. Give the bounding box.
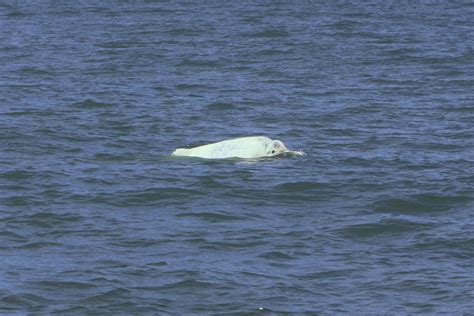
[171,136,303,159]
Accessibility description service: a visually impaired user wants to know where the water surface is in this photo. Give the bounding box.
[1,1,473,314]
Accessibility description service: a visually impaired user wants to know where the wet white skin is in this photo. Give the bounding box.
[172,136,291,159]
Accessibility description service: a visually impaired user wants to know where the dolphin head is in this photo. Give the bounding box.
[267,139,288,156]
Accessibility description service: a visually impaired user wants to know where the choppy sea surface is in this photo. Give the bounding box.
[1,1,474,314]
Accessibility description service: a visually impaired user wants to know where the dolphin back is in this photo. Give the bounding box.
[172,136,279,159]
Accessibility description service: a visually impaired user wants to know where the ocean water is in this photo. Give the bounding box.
[1,1,473,314]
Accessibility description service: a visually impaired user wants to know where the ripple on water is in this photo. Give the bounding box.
[372,193,471,215]
[176,211,248,223]
[258,251,295,261]
[78,288,131,304]
[68,187,203,207]
[111,238,171,249]
[72,99,113,109]
[273,181,328,192]
[1,212,84,228]
[33,280,96,291]
[0,293,52,311]
[167,28,201,36]
[206,102,236,111]
[18,241,63,250]
[340,218,435,240]
[0,231,28,243]
[245,29,290,38]
[412,236,474,254]
[0,170,36,180]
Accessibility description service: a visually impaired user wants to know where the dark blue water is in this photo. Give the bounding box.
[1,1,473,314]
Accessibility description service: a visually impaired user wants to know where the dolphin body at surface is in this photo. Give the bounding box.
[171,136,302,159]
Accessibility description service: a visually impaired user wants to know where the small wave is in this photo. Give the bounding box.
[441,105,474,113]
[167,28,201,36]
[110,187,202,207]
[98,41,135,49]
[246,29,289,38]
[201,239,269,251]
[273,181,324,192]
[19,66,52,76]
[6,11,35,18]
[0,231,28,242]
[158,279,214,291]
[258,251,294,260]
[34,280,96,290]
[111,238,169,249]
[1,212,83,228]
[3,108,43,116]
[413,237,474,253]
[175,83,208,90]
[0,293,51,308]
[340,218,433,239]
[206,102,236,110]
[1,170,35,180]
[72,99,113,109]
[176,211,245,222]
[373,194,471,214]
[1,195,42,207]
[176,59,220,68]
[78,288,130,304]
[18,241,63,250]
[93,153,130,162]
[193,176,234,189]
[254,48,291,56]
[145,261,168,267]
[293,269,354,280]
